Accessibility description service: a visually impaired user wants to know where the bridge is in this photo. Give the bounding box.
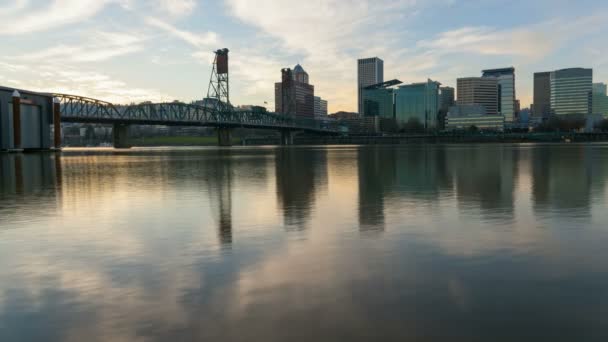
[53,93,343,147]
[1,48,349,151]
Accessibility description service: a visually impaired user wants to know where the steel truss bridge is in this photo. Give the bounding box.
[53,93,343,134]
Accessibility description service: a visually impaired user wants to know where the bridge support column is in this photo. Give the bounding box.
[217,127,233,147]
[11,91,22,151]
[112,123,131,149]
[280,130,295,146]
[53,98,62,150]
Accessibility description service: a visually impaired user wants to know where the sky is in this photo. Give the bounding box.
[0,0,607,113]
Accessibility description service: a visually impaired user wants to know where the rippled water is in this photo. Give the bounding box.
[1,144,608,341]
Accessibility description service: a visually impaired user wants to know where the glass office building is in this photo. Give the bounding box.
[394,79,440,129]
[593,83,608,117]
[482,67,516,123]
[550,68,592,115]
[362,88,394,119]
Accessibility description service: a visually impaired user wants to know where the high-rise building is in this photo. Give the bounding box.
[457,77,499,115]
[394,79,441,129]
[358,57,384,115]
[482,67,516,123]
[439,87,455,111]
[314,96,328,117]
[533,71,551,118]
[437,86,455,130]
[275,64,315,118]
[550,68,592,115]
[593,82,608,116]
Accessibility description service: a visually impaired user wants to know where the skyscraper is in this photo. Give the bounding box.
[358,57,384,115]
[482,67,516,123]
[394,79,441,129]
[438,87,455,130]
[533,72,551,118]
[457,77,499,115]
[275,64,315,118]
[550,68,592,115]
[439,87,455,111]
[314,96,328,117]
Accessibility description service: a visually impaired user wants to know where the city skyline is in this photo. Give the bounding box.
[0,0,607,113]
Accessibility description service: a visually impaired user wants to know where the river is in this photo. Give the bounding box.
[1,144,608,341]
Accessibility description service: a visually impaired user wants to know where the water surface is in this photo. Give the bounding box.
[1,144,608,341]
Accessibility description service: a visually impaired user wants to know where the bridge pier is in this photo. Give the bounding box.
[53,98,62,149]
[217,127,233,147]
[112,123,131,149]
[280,130,296,146]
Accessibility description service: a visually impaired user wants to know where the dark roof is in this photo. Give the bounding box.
[363,79,402,90]
[482,67,515,76]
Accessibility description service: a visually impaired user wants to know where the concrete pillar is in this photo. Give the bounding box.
[280,130,295,145]
[53,98,62,149]
[217,127,232,147]
[12,90,21,150]
[112,123,131,149]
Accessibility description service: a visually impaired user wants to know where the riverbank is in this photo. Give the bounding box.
[243,132,608,146]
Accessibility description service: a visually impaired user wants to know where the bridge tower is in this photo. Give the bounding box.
[207,48,230,114]
[207,48,233,146]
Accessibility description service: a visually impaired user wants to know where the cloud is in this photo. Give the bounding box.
[145,17,218,48]
[157,0,196,17]
[15,31,145,63]
[224,0,419,112]
[0,0,127,35]
[0,59,173,104]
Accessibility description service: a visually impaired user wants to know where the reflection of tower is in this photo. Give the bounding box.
[357,147,396,233]
[205,151,233,246]
[206,48,230,115]
[275,148,327,230]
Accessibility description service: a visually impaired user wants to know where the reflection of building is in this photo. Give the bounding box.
[275,149,328,230]
[394,79,441,129]
[357,147,396,233]
[592,83,608,116]
[275,65,315,118]
[358,57,384,115]
[457,77,499,116]
[533,71,551,118]
[314,96,328,117]
[550,68,593,115]
[482,67,516,123]
[531,146,593,214]
[449,146,517,218]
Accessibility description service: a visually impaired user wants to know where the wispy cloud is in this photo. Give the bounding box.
[0,0,127,35]
[157,0,196,17]
[145,17,218,48]
[15,31,146,63]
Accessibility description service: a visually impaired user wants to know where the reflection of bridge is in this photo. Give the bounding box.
[54,93,342,148]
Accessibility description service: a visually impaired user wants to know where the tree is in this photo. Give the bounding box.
[596,119,608,132]
[403,117,425,133]
[468,125,479,133]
